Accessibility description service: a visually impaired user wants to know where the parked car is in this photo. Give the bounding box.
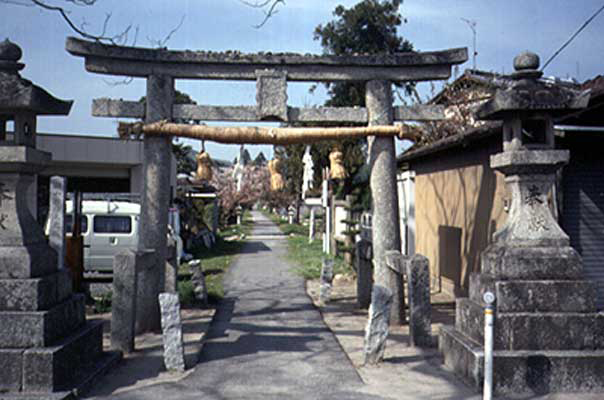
[64,200,140,272]
[46,200,182,272]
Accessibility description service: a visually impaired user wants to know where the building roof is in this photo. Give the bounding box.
[397,122,501,166]
[398,68,602,167]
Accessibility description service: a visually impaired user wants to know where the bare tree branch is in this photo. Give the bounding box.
[240,0,285,28]
[147,15,185,48]
[25,0,133,44]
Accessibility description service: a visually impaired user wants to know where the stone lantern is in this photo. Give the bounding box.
[0,40,115,398]
[477,51,589,249]
[0,39,72,145]
[440,51,604,395]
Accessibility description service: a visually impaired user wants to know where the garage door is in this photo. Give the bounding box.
[562,151,604,309]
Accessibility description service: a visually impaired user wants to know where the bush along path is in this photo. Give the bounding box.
[100,211,387,400]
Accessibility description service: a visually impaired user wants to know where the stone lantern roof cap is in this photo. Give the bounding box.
[0,39,72,116]
[0,38,24,72]
[476,50,590,120]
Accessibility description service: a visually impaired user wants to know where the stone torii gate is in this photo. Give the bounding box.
[66,37,467,328]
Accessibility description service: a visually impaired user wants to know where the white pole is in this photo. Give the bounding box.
[322,178,328,253]
[483,291,495,400]
[309,208,315,244]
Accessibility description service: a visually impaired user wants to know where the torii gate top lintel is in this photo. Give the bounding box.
[66,36,467,82]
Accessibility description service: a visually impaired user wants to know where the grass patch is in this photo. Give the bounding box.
[262,210,353,280]
[262,210,308,236]
[285,235,352,280]
[92,292,112,314]
[178,280,196,307]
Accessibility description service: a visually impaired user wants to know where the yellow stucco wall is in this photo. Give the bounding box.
[415,159,507,296]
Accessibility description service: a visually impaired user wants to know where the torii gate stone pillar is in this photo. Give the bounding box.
[367,80,404,325]
[138,74,174,332]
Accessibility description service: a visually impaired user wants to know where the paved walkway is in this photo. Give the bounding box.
[99,211,385,400]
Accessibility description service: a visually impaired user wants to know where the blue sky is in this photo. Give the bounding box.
[3,0,604,161]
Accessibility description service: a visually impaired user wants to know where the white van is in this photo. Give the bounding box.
[65,200,140,272]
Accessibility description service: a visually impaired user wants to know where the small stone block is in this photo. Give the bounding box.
[0,295,85,348]
[456,298,604,351]
[0,349,23,392]
[481,244,582,280]
[0,244,57,279]
[159,293,185,372]
[0,270,72,312]
[0,276,54,311]
[22,320,103,392]
[255,69,288,121]
[495,280,597,313]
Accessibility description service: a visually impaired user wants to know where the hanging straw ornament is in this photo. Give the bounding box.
[329,148,346,180]
[268,158,285,191]
[196,148,213,181]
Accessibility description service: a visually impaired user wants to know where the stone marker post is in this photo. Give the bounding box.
[190,259,208,307]
[159,292,186,372]
[319,258,334,306]
[405,254,432,347]
[355,239,373,309]
[111,249,139,353]
[48,176,66,270]
[366,80,404,326]
[139,74,174,332]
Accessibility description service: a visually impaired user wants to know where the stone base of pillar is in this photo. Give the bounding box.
[0,146,121,398]
[440,244,604,395]
[440,326,604,394]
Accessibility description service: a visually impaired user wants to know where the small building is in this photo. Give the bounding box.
[397,71,604,306]
[34,132,176,221]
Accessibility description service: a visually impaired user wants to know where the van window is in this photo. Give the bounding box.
[65,215,88,233]
[93,216,132,234]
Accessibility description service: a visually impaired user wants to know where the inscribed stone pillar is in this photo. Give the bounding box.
[405,254,432,347]
[140,74,174,332]
[111,249,139,353]
[355,239,373,309]
[48,176,66,270]
[159,293,186,371]
[366,80,405,325]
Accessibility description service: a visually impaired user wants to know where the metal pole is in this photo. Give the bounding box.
[483,291,495,400]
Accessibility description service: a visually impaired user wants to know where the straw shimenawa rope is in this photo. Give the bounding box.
[118,120,418,144]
